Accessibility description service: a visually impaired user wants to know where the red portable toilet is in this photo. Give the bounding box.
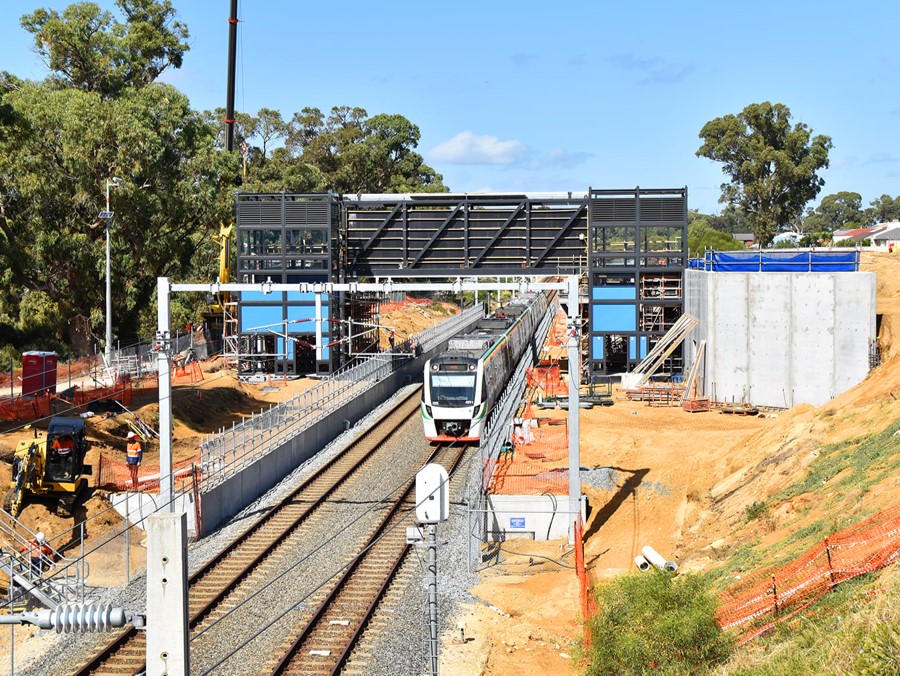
[21,351,58,397]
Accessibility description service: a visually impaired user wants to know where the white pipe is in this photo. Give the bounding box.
[641,545,678,572]
[634,555,650,572]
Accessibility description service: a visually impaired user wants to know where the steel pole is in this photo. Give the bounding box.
[567,275,581,543]
[427,523,439,676]
[158,277,173,511]
[105,187,112,369]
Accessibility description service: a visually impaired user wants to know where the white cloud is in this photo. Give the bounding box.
[529,147,593,169]
[429,131,527,165]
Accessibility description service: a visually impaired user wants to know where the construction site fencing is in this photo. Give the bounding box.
[0,465,201,612]
[198,304,484,491]
[467,301,557,570]
[716,501,900,644]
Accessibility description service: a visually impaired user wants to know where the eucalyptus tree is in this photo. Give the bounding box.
[697,102,832,247]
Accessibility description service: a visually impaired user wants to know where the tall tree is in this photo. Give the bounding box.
[802,191,870,234]
[697,102,832,247]
[286,106,446,194]
[865,194,900,224]
[0,80,236,348]
[20,0,189,98]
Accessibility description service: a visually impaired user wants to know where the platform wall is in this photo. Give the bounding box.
[684,271,876,408]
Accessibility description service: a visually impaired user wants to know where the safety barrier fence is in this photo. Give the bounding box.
[198,305,484,490]
[716,501,900,644]
[0,465,201,609]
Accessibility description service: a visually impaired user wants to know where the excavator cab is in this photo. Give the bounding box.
[5,417,91,517]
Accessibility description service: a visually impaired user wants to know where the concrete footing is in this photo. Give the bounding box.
[482,494,587,541]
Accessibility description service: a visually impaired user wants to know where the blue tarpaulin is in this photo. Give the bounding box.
[691,250,859,272]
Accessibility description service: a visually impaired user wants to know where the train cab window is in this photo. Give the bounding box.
[430,373,476,407]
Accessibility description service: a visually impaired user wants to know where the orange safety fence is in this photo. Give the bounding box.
[716,501,900,644]
[173,361,203,383]
[486,414,569,495]
[0,394,53,421]
[575,518,599,648]
[97,454,200,494]
[526,364,568,397]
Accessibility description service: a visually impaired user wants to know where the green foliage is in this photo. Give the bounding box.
[582,571,732,675]
[803,191,870,234]
[0,79,237,349]
[688,221,744,257]
[20,0,189,98]
[697,102,832,247]
[722,575,899,674]
[865,194,900,225]
[773,419,900,505]
[743,500,768,522]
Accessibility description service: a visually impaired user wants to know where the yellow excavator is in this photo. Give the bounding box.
[4,417,92,518]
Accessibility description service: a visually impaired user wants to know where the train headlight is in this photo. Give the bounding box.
[424,405,432,417]
[469,364,475,371]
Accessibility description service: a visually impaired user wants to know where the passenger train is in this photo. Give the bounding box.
[422,292,549,442]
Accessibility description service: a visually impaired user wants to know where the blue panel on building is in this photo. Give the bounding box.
[592,286,636,301]
[242,291,283,302]
[286,305,329,331]
[286,291,330,302]
[592,336,604,359]
[241,305,282,332]
[629,336,637,360]
[593,304,636,332]
[640,336,648,359]
[322,346,330,359]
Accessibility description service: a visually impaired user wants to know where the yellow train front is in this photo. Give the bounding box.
[5,417,91,517]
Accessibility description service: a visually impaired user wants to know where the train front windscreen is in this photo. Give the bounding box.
[429,372,476,406]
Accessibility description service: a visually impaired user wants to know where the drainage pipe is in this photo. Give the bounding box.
[634,555,650,572]
[641,545,678,572]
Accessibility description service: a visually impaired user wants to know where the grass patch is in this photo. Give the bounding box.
[772,419,900,504]
[581,570,733,674]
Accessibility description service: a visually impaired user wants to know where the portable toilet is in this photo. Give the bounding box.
[22,351,58,397]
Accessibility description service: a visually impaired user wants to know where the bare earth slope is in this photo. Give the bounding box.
[442,251,900,675]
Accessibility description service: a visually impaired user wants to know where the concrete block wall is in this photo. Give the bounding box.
[684,270,876,408]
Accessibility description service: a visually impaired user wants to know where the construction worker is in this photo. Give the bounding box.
[19,532,53,577]
[126,431,143,488]
[388,329,395,350]
[52,435,74,455]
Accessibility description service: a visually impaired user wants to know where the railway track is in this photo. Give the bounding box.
[71,388,424,676]
[266,442,468,675]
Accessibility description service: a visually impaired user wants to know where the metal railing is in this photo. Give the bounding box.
[0,509,86,607]
[198,305,484,490]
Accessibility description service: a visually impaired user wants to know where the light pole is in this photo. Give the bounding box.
[100,177,122,369]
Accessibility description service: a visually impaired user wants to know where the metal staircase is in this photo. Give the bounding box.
[0,510,85,608]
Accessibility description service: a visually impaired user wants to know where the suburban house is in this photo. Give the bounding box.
[872,225,900,251]
[832,224,889,244]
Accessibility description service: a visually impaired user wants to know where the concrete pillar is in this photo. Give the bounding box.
[146,512,189,676]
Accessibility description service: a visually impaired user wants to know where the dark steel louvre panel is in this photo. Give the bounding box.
[285,201,329,226]
[591,198,636,222]
[238,201,281,227]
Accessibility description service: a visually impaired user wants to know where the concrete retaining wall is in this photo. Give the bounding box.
[482,494,587,541]
[684,270,876,408]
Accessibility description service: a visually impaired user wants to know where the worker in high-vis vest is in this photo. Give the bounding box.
[126,431,143,488]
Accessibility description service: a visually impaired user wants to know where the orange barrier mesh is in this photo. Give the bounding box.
[97,454,200,493]
[526,364,568,397]
[487,416,569,495]
[173,362,203,383]
[716,502,900,643]
[0,394,52,421]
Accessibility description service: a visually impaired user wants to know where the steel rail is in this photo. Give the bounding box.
[70,388,422,676]
[268,443,468,675]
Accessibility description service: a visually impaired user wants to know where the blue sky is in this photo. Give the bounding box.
[2,0,899,215]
